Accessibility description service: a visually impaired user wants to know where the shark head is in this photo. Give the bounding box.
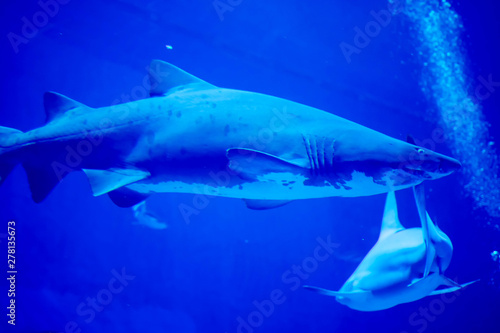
[332,131,461,190]
[397,142,462,181]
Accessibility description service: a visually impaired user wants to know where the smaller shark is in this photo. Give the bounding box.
[304,188,477,311]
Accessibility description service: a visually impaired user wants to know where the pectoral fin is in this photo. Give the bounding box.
[408,275,433,288]
[226,148,307,181]
[304,285,369,298]
[243,199,293,210]
[83,168,150,197]
[428,278,479,296]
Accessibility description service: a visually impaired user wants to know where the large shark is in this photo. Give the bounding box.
[0,60,461,209]
[304,189,477,311]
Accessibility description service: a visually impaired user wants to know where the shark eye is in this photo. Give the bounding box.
[417,148,425,154]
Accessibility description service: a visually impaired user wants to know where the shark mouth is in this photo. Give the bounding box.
[402,165,433,179]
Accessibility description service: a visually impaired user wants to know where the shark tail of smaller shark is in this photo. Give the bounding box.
[0,126,24,187]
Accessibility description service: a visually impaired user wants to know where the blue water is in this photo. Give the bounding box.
[1,0,499,332]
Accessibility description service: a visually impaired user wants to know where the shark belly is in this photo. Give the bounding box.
[126,170,403,200]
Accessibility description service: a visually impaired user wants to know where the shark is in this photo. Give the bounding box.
[0,60,461,209]
[304,187,477,311]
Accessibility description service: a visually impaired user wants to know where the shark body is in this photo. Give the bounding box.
[0,60,460,208]
[305,189,477,311]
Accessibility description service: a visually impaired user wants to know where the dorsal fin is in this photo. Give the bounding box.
[44,92,85,123]
[148,60,215,97]
[406,134,416,145]
[413,183,433,279]
[378,191,404,241]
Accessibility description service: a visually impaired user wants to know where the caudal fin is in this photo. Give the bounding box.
[0,125,73,202]
[0,126,23,186]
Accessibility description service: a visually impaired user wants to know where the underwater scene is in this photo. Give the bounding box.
[1,0,500,332]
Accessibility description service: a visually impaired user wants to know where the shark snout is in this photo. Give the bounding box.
[438,156,461,175]
[401,149,462,181]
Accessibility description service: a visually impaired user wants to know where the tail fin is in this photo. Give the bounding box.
[0,122,73,202]
[0,126,23,186]
[1,124,75,203]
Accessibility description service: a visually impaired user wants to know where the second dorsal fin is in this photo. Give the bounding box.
[44,92,86,123]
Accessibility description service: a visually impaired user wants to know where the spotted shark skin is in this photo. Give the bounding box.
[0,60,461,208]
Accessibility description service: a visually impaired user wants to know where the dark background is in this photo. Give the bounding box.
[0,0,499,332]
